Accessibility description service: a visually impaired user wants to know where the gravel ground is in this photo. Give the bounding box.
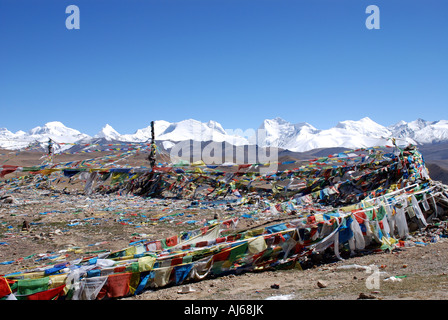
[125,238,448,301]
[2,189,448,301]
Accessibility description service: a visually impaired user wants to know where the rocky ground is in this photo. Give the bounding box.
[126,239,448,301]
[2,187,448,301]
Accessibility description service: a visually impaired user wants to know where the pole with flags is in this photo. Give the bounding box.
[147,121,156,169]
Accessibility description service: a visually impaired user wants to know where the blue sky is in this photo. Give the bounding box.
[0,0,447,136]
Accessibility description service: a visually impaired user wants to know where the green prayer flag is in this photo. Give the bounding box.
[17,277,50,296]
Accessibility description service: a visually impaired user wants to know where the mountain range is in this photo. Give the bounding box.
[1,117,448,153]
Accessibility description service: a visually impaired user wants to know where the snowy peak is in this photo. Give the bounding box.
[27,121,89,141]
[29,121,70,134]
[0,121,91,151]
[120,120,171,142]
[158,119,248,145]
[261,117,291,128]
[260,117,401,152]
[94,124,121,141]
[27,121,90,143]
[389,119,448,144]
[0,127,14,137]
[409,118,435,131]
[335,117,391,138]
[258,117,318,149]
[390,118,430,133]
[0,128,27,149]
[260,117,315,130]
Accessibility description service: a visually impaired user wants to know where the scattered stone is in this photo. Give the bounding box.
[22,220,30,231]
[177,285,196,294]
[317,280,328,288]
[33,234,42,240]
[1,196,15,204]
[357,292,376,300]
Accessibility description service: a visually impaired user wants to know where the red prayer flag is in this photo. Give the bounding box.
[0,277,12,298]
[97,273,132,299]
[26,285,66,300]
[0,165,19,178]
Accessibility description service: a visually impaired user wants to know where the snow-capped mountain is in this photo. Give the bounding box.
[120,120,171,142]
[1,117,448,153]
[156,119,249,146]
[0,121,91,151]
[257,117,394,151]
[335,117,392,138]
[27,121,90,141]
[257,117,319,149]
[0,128,28,149]
[94,124,121,141]
[264,117,396,152]
[389,119,448,144]
[256,117,448,152]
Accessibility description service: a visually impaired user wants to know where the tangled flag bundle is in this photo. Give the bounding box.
[1,144,448,300]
